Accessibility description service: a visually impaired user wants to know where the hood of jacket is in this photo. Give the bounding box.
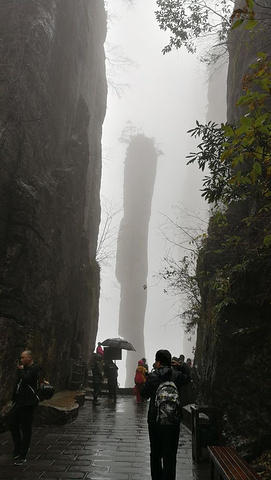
[153,366,172,381]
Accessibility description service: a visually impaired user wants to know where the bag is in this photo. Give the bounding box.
[37,380,55,402]
[155,371,181,425]
[28,379,55,402]
[132,385,137,395]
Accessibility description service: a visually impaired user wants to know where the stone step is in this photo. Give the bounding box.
[34,390,85,426]
[0,390,86,432]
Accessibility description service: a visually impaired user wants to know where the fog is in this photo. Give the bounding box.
[97,0,214,386]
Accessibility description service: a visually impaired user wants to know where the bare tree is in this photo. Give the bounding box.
[105,1,137,96]
[105,44,137,97]
[158,205,208,332]
[96,198,122,268]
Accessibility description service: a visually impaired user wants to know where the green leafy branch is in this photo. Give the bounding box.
[155,0,233,58]
[187,53,271,214]
[155,1,271,62]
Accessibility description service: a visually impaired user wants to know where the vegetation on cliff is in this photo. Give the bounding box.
[189,54,271,345]
[156,0,271,456]
[155,0,271,63]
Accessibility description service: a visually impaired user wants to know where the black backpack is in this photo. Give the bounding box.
[37,379,55,402]
[28,377,54,402]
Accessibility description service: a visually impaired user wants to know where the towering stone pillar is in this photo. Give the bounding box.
[116,134,158,385]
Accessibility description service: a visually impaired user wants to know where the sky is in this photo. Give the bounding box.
[97,0,225,386]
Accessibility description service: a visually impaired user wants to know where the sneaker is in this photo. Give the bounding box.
[14,456,26,466]
[13,453,21,459]
[92,401,101,406]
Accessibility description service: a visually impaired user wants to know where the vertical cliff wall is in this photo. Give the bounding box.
[0,0,107,407]
[115,135,158,386]
[193,2,271,455]
[227,0,271,123]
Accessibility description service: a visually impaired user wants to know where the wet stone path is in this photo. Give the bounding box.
[0,396,209,480]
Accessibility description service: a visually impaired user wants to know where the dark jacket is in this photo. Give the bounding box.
[92,359,103,384]
[177,362,191,376]
[12,362,41,407]
[104,362,118,379]
[140,366,191,424]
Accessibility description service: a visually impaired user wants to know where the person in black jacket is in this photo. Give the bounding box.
[9,350,41,466]
[104,360,118,402]
[91,353,103,406]
[141,349,191,480]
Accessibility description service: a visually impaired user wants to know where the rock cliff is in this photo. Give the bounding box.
[194,2,271,457]
[0,0,107,407]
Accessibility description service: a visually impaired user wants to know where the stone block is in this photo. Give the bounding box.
[34,390,85,426]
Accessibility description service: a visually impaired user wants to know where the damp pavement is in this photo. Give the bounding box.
[0,395,209,480]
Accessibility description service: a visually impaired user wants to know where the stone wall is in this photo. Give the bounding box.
[0,0,107,407]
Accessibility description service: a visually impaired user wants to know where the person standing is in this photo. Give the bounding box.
[96,342,104,357]
[141,349,191,480]
[104,360,118,402]
[141,357,149,375]
[185,358,192,373]
[172,354,191,376]
[134,360,147,404]
[91,353,103,406]
[9,350,41,466]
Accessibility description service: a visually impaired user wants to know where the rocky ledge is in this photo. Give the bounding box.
[0,390,86,432]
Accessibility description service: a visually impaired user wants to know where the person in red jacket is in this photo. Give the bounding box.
[134,360,147,403]
[96,342,104,356]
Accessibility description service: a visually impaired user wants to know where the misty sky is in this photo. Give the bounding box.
[97,0,222,386]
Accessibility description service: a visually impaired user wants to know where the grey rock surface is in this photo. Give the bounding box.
[0,0,107,407]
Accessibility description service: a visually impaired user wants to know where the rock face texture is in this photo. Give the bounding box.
[116,135,158,386]
[0,0,107,408]
[194,2,271,456]
[227,1,271,122]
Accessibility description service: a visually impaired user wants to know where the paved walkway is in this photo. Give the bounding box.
[0,395,209,480]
